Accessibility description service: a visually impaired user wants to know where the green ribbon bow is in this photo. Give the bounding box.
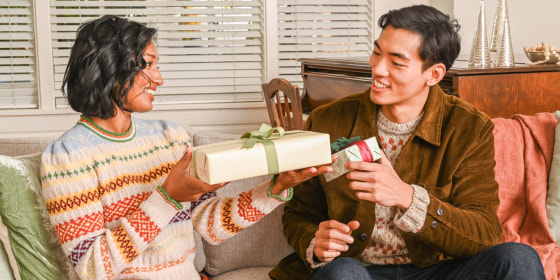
[330,136,362,153]
[240,123,286,174]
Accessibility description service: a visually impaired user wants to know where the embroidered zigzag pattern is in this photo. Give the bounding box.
[100,238,115,279]
[170,208,191,224]
[103,192,151,223]
[46,188,101,215]
[128,209,160,243]
[207,203,222,243]
[121,248,194,275]
[69,237,95,267]
[191,192,216,210]
[237,190,265,223]
[112,226,139,264]
[55,212,104,243]
[220,198,244,234]
[40,140,188,183]
[98,163,174,197]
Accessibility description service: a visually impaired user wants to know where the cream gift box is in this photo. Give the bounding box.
[323,136,382,182]
[188,125,332,185]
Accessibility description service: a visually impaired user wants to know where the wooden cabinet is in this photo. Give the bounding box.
[440,61,560,118]
[300,57,560,118]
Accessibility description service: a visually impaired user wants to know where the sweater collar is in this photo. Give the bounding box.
[78,115,136,142]
[353,85,445,147]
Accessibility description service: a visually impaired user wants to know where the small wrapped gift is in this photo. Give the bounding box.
[188,124,332,184]
[323,136,382,182]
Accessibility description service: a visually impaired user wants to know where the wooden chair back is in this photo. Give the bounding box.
[262,78,304,131]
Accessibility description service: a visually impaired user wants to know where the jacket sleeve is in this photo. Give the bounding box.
[405,119,503,260]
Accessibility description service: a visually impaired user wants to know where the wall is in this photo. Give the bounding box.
[377,0,560,63]
[453,0,560,63]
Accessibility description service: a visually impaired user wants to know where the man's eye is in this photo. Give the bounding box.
[392,61,404,67]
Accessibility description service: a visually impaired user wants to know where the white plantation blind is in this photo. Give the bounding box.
[0,0,38,109]
[278,0,373,84]
[49,0,264,108]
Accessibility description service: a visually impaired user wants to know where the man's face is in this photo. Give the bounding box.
[368,25,434,113]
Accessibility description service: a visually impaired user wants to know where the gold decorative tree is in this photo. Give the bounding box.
[469,0,491,67]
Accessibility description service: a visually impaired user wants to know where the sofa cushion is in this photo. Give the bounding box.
[547,110,560,244]
[210,266,276,280]
[0,153,78,280]
[0,135,59,157]
[204,177,294,276]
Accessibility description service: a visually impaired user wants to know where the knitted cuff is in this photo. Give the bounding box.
[156,185,183,210]
[394,184,430,233]
[306,237,327,269]
[266,174,293,202]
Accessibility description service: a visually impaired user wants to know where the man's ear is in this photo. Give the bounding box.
[426,63,446,86]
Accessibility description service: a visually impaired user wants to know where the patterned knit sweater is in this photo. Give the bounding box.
[307,111,431,268]
[41,116,288,280]
[358,111,430,265]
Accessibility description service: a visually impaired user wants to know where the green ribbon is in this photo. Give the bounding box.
[330,136,362,153]
[240,123,285,174]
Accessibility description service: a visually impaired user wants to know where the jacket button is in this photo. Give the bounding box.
[430,221,438,228]
[437,208,443,216]
[359,233,368,241]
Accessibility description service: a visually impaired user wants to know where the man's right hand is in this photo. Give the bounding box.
[313,220,360,262]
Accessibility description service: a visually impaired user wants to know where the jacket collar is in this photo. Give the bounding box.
[352,85,445,147]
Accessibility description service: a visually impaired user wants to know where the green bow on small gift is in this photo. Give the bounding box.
[240,123,286,174]
[330,136,362,153]
[240,123,285,148]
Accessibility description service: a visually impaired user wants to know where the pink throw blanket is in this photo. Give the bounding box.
[493,113,560,280]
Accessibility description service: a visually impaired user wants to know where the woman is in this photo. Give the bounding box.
[40,15,331,280]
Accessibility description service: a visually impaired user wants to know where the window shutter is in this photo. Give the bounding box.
[49,0,264,108]
[277,0,373,84]
[0,0,38,109]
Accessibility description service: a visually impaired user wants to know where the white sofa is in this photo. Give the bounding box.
[4,112,560,280]
[0,129,293,280]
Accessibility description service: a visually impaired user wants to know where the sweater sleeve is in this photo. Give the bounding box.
[191,179,288,245]
[41,141,182,280]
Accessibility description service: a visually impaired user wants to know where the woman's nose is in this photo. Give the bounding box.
[150,67,164,86]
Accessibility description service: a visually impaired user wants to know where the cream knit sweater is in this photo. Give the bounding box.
[41,116,288,280]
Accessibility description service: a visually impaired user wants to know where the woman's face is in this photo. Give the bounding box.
[123,40,163,113]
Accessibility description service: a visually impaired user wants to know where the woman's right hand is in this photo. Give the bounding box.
[313,220,360,263]
[162,146,228,202]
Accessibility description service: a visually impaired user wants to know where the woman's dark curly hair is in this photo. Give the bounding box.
[378,5,461,72]
[62,15,157,119]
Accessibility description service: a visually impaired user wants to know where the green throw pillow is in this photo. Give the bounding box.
[547,111,560,244]
[0,154,77,280]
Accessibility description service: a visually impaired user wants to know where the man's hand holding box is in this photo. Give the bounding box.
[323,136,382,182]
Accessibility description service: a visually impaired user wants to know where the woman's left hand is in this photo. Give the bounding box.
[268,156,336,195]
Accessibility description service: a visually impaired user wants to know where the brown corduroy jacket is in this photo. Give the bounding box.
[269,85,503,280]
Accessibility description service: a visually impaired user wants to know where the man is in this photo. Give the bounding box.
[269,5,545,280]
